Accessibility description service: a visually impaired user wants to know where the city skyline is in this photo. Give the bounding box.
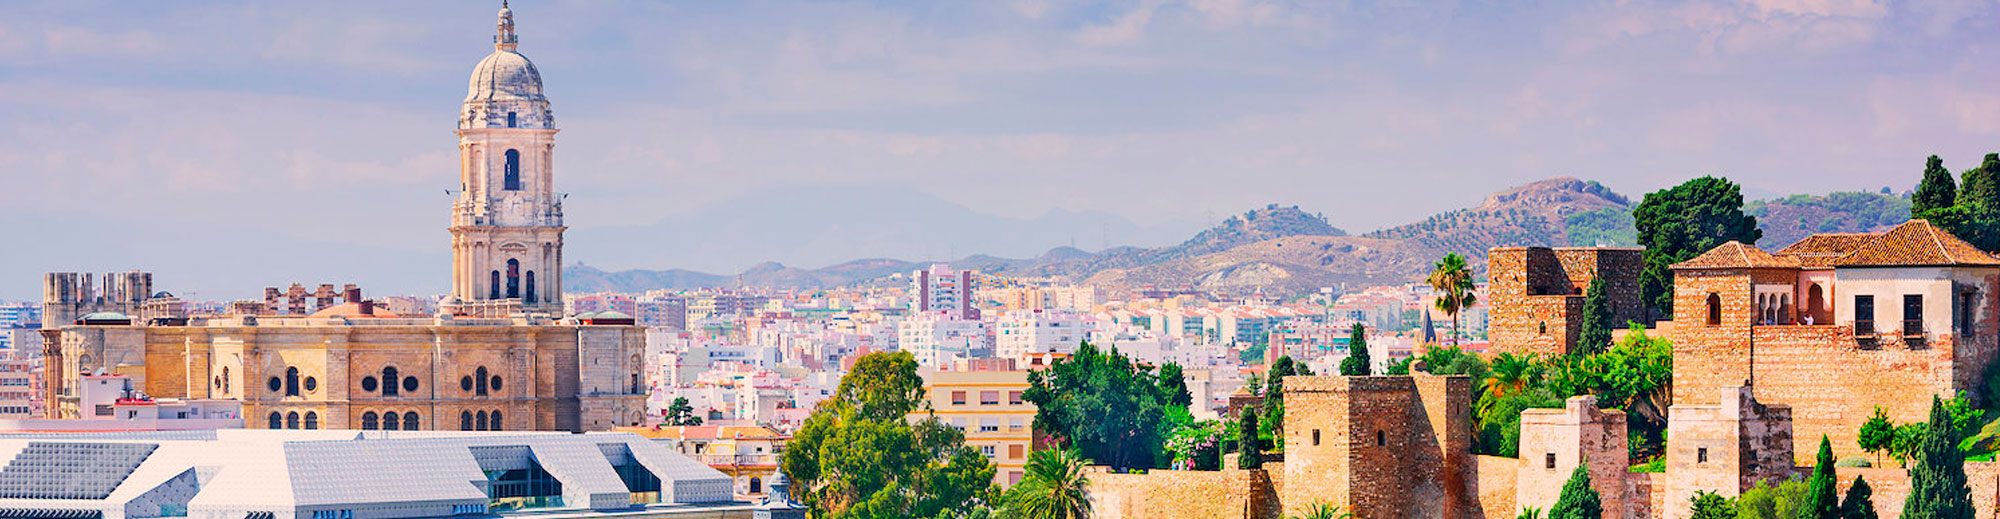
[5,0,1999,300]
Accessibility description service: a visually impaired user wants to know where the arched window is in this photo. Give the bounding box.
[381,367,400,396]
[362,412,379,430]
[506,259,520,299]
[304,412,319,430]
[750,477,762,495]
[503,149,521,191]
[1707,293,1723,326]
[491,411,502,430]
[1375,430,1386,446]
[404,412,420,431]
[476,366,490,396]
[286,412,300,430]
[461,411,474,431]
[285,367,300,397]
[507,112,517,128]
[384,411,401,431]
[268,412,282,429]
[525,271,536,304]
[490,271,501,300]
[222,366,230,393]
[476,410,489,431]
[1807,284,1827,324]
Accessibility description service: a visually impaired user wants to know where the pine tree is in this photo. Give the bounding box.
[1340,324,1371,376]
[1840,476,1877,519]
[1915,155,1959,215]
[1576,278,1613,355]
[1797,436,1838,519]
[1902,396,1974,519]
[1237,408,1263,469]
[1549,465,1601,519]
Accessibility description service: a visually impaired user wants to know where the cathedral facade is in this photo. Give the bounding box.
[44,5,646,433]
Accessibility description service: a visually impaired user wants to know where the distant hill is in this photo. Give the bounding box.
[1747,191,1911,248]
[565,179,1917,298]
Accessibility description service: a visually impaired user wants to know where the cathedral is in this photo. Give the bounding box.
[42,5,647,433]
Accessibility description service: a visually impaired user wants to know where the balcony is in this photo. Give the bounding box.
[694,453,779,467]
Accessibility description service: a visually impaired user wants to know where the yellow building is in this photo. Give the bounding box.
[917,364,1036,486]
[620,425,789,499]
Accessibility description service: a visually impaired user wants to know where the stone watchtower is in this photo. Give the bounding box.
[1663,386,1793,519]
[1280,374,1476,519]
[1516,395,1629,517]
[1485,247,1644,355]
[446,2,564,317]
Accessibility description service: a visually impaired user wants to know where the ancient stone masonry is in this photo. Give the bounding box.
[1667,221,2000,462]
[1487,247,1644,355]
[43,271,152,327]
[1662,386,1793,519]
[1515,396,1628,518]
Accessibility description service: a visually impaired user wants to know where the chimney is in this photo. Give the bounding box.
[360,300,376,316]
[345,287,363,304]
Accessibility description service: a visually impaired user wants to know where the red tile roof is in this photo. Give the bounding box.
[1834,220,2000,267]
[1774,233,1876,268]
[1671,241,1801,270]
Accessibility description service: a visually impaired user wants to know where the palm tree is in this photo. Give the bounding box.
[1478,352,1541,419]
[1427,253,1478,347]
[1289,503,1353,519]
[1002,450,1092,519]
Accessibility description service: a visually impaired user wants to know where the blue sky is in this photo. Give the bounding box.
[3,0,2000,300]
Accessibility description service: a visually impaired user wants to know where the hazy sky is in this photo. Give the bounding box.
[4,0,2000,300]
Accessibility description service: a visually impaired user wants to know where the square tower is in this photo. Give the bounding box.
[1281,374,1475,519]
[1486,247,1644,354]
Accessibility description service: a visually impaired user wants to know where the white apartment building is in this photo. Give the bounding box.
[994,309,1089,359]
[911,264,978,319]
[899,315,989,367]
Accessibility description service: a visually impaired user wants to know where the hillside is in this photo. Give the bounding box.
[567,178,1916,298]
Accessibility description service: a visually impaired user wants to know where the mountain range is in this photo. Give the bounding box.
[569,177,1918,298]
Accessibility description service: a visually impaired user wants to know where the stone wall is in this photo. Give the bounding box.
[1085,467,1273,519]
[1487,247,1643,355]
[1516,396,1628,518]
[1473,456,1517,519]
[1280,374,1477,519]
[1830,463,2000,519]
[1661,386,1793,519]
[1623,473,1662,519]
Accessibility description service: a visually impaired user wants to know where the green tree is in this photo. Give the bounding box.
[998,450,1091,519]
[663,397,703,426]
[1288,503,1352,519]
[1857,407,1894,465]
[1737,479,1810,519]
[1549,465,1602,519]
[1797,436,1838,519]
[1903,396,1975,519]
[1577,278,1614,355]
[782,351,996,519]
[1237,408,1263,469]
[1840,476,1877,519]
[1339,324,1372,376]
[1914,155,1959,215]
[1689,490,1735,519]
[1024,342,1172,471]
[1960,154,2000,210]
[1427,253,1479,347]
[1892,422,1927,467]
[1262,356,1311,449]
[1633,176,1762,318]
[1157,362,1193,411]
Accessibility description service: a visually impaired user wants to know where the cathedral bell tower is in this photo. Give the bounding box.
[447,2,564,316]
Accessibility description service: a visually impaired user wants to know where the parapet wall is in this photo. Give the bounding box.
[1086,467,1274,519]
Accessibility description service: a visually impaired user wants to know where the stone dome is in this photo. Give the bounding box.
[466,50,545,103]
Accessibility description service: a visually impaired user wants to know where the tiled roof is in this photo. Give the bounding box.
[1671,241,1801,270]
[1774,233,1876,268]
[1835,220,2000,267]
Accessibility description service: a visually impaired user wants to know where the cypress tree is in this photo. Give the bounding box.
[1549,465,1602,519]
[1902,397,1974,519]
[1840,476,1877,519]
[1237,408,1263,469]
[1340,324,1371,376]
[1577,278,1613,355]
[1797,436,1838,519]
[1915,155,1959,215]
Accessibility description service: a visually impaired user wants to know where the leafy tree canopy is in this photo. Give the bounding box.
[1634,176,1761,318]
[782,351,996,519]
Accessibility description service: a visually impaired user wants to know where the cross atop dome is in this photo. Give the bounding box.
[495,1,518,51]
